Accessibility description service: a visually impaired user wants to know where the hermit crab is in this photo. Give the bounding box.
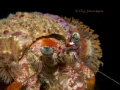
[0,12,102,90]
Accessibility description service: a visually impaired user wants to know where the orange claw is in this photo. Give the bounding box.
[86,76,95,90]
[5,82,22,90]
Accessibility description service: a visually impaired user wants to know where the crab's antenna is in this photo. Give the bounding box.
[98,70,120,86]
[73,52,120,86]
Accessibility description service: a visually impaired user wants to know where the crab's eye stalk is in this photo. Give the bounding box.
[40,46,53,55]
[72,32,80,43]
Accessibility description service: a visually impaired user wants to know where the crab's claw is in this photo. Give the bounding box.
[5,82,22,90]
[86,76,95,90]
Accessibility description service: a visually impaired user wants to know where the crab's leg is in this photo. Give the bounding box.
[5,82,22,90]
[71,51,97,72]
[57,62,95,90]
[73,60,95,90]
[57,65,86,90]
[9,56,41,90]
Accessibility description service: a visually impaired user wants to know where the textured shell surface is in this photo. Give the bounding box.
[0,12,102,90]
[0,12,72,83]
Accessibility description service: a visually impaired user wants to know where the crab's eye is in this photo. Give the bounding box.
[72,32,80,43]
[40,46,53,55]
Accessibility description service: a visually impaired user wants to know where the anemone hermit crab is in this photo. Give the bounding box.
[0,12,103,90]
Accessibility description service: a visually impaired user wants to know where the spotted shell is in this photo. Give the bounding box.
[0,12,102,84]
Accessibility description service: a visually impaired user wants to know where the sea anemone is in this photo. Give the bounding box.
[0,60,19,83]
[64,17,103,72]
[0,35,24,83]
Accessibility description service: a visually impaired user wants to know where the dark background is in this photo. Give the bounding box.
[0,1,119,90]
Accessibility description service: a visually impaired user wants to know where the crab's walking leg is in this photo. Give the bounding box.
[19,57,40,90]
[5,82,22,90]
[72,51,97,72]
[13,56,41,90]
[57,66,86,90]
[57,52,95,90]
[73,61,95,90]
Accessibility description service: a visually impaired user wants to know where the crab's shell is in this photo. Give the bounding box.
[0,12,102,90]
[0,12,72,83]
